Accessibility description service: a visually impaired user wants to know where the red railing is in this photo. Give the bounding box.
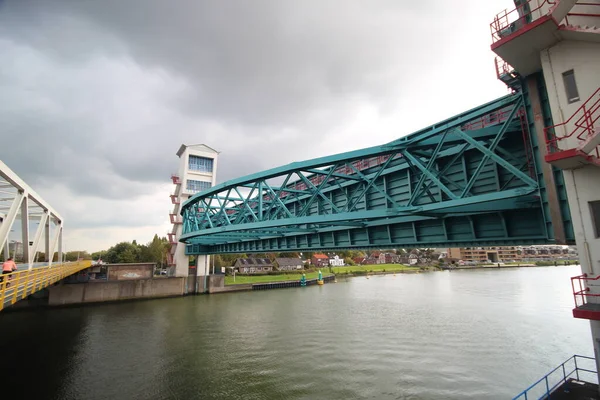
[565,2,600,25]
[461,105,515,131]
[166,252,175,266]
[545,87,600,156]
[169,214,183,224]
[170,194,180,204]
[491,0,556,43]
[571,273,600,308]
[167,233,177,244]
[171,174,181,184]
[495,57,515,81]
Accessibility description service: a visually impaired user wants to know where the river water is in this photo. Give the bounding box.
[0,266,594,399]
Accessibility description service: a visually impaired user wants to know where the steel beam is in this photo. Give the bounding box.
[180,92,567,254]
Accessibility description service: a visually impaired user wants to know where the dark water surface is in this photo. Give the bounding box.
[0,266,593,399]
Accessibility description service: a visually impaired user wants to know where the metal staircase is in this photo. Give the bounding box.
[168,173,182,267]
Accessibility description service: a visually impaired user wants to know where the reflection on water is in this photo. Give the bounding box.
[0,266,592,399]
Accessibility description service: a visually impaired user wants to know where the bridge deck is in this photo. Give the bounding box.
[0,261,91,311]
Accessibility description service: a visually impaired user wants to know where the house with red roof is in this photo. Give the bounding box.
[311,253,329,267]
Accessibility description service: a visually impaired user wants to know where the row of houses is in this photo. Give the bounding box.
[233,250,428,274]
[234,254,348,274]
[310,254,344,267]
[234,257,304,274]
[352,251,424,265]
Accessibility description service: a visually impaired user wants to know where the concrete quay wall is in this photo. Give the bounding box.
[48,277,187,306]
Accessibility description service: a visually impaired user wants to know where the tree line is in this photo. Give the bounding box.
[2,235,427,267]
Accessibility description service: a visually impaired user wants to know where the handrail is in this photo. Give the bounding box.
[512,354,597,400]
[495,57,515,81]
[545,87,600,156]
[565,1,600,23]
[0,260,92,311]
[491,0,556,43]
[571,273,600,308]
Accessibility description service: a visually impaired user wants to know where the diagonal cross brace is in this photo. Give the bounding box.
[408,130,449,205]
[298,169,341,214]
[453,128,538,189]
[262,181,295,219]
[402,150,458,200]
[459,99,524,197]
[346,157,401,211]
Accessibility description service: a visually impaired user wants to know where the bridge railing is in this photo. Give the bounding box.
[0,260,91,311]
[545,87,600,157]
[512,354,597,400]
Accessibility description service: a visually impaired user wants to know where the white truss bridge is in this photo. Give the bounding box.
[0,160,63,268]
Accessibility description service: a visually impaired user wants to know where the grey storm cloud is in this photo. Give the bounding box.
[0,0,501,201]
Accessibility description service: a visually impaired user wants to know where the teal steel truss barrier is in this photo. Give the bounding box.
[181,93,571,255]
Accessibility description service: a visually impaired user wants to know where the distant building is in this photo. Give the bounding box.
[66,262,156,283]
[445,245,577,263]
[369,251,386,264]
[329,255,344,266]
[311,253,329,267]
[234,258,274,274]
[352,256,366,265]
[275,258,303,271]
[383,252,400,264]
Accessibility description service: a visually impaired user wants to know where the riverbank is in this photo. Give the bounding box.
[223,264,425,287]
[224,271,333,285]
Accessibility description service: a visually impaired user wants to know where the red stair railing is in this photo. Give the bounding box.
[545,87,600,157]
[565,2,600,25]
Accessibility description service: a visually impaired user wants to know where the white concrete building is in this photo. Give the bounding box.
[491,0,600,373]
[329,255,345,267]
[168,144,219,277]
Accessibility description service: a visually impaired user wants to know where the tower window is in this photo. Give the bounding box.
[186,180,211,193]
[189,155,213,173]
[562,70,580,104]
[591,201,600,238]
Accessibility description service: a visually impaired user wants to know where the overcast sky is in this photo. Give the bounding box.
[0,0,513,252]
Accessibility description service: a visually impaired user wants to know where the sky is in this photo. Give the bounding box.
[0,0,514,252]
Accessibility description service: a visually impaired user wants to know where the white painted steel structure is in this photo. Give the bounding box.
[0,160,63,269]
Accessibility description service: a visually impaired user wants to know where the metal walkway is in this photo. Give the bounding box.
[0,261,91,311]
[181,91,574,255]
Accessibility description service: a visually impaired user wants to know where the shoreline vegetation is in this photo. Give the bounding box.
[224,262,580,286]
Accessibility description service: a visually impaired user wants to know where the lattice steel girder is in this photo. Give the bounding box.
[0,160,63,267]
[181,93,556,254]
[185,190,539,246]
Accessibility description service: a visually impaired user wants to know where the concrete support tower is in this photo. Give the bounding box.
[490,0,600,374]
[168,144,219,278]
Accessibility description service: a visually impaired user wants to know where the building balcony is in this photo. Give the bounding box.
[169,214,182,224]
[571,273,600,320]
[490,0,584,76]
[545,87,600,170]
[171,174,181,185]
[167,232,177,244]
[170,194,180,204]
